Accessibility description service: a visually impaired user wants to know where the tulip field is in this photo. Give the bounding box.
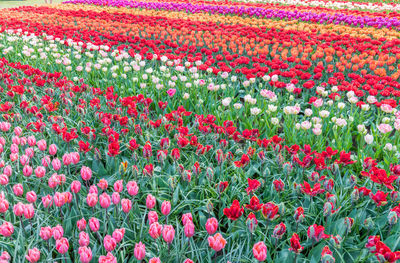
[1,0,400,262]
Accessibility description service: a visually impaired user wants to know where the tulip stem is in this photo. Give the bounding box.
[294,253,298,263]
[139,208,147,239]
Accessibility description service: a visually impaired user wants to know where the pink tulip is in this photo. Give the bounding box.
[0,175,8,186]
[49,144,57,156]
[182,213,193,225]
[205,217,218,235]
[12,136,21,146]
[56,237,69,254]
[34,166,46,178]
[89,217,100,232]
[23,204,34,219]
[149,222,163,239]
[52,225,64,240]
[27,136,36,146]
[112,192,120,205]
[42,195,53,208]
[78,246,92,263]
[40,226,52,241]
[114,180,123,192]
[80,166,92,181]
[253,241,267,262]
[98,179,108,190]
[149,257,161,263]
[167,88,176,97]
[86,193,98,207]
[162,225,175,244]
[52,158,61,171]
[112,228,125,243]
[184,221,195,238]
[121,199,132,213]
[25,247,40,263]
[104,235,117,252]
[20,155,29,166]
[41,156,51,167]
[0,221,14,237]
[54,192,66,207]
[208,233,227,252]
[70,152,80,165]
[148,211,158,225]
[99,252,117,263]
[62,153,72,166]
[3,165,12,177]
[13,184,23,196]
[126,181,139,196]
[26,191,37,203]
[23,165,32,177]
[37,140,47,151]
[77,218,87,231]
[99,193,111,209]
[13,202,24,217]
[10,144,18,154]
[134,242,146,260]
[71,180,81,194]
[0,199,9,214]
[14,127,22,136]
[146,194,156,209]
[89,185,98,194]
[79,231,90,247]
[161,201,171,216]
[25,147,34,158]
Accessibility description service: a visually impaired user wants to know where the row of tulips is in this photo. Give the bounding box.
[203,0,400,12]
[61,0,400,30]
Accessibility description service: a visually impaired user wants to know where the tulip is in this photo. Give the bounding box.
[162,225,175,244]
[112,228,125,243]
[104,235,117,252]
[149,222,163,239]
[134,242,146,260]
[25,247,40,263]
[205,217,218,235]
[184,221,195,238]
[89,217,100,232]
[0,221,14,237]
[121,199,132,213]
[77,218,87,231]
[253,241,267,262]
[208,233,226,252]
[78,246,93,263]
[161,200,171,216]
[100,193,111,209]
[56,237,69,254]
[114,180,123,192]
[126,181,139,196]
[146,194,156,209]
[80,166,92,181]
[148,211,158,225]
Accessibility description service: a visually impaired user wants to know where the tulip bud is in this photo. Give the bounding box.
[246,213,258,233]
[351,189,359,203]
[344,217,354,234]
[323,202,333,217]
[364,217,375,230]
[206,167,214,181]
[388,211,398,225]
[206,201,214,214]
[391,191,399,202]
